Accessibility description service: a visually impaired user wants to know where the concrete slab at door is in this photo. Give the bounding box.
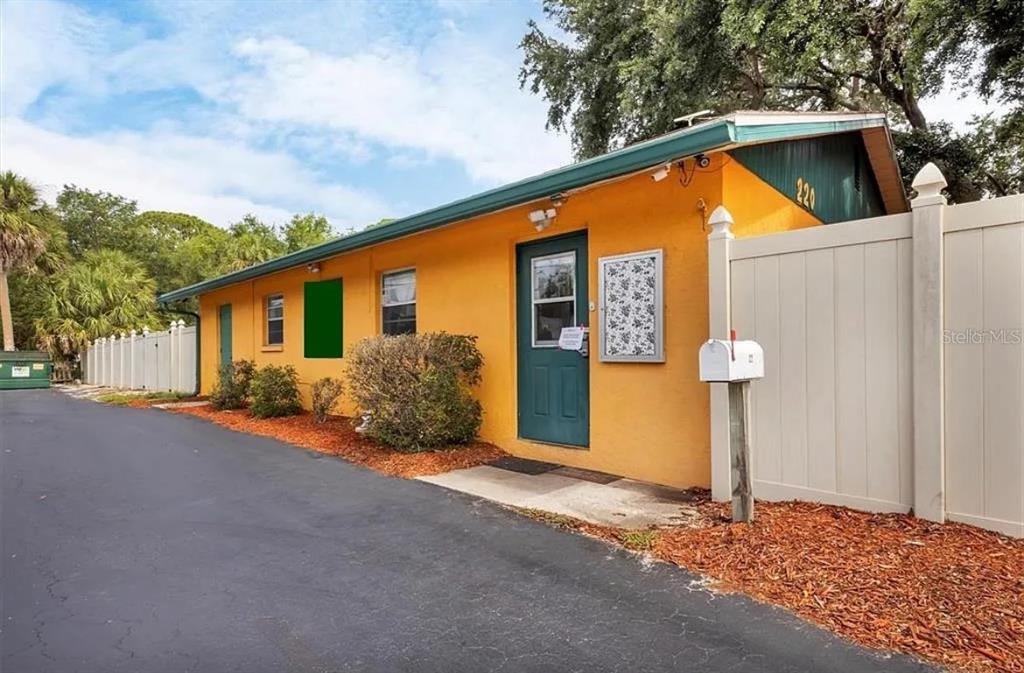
[218,304,232,367]
[516,231,589,447]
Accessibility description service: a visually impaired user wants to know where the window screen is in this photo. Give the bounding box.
[304,278,343,358]
[382,270,416,335]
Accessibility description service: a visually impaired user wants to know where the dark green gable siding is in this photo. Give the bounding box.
[304,278,343,358]
[730,132,885,224]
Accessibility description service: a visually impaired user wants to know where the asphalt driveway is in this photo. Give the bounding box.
[1,390,935,672]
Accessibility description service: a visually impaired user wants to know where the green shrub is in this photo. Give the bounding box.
[347,332,483,452]
[210,359,255,410]
[311,377,344,423]
[249,364,302,418]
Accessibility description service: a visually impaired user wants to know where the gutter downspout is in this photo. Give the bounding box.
[160,303,201,397]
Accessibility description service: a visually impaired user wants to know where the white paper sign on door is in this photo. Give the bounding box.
[558,326,586,351]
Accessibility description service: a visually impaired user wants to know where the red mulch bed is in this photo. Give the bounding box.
[169,405,506,478]
[548,499,1023,673]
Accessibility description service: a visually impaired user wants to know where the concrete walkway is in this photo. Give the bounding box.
[54,384,209,409]
[420,465,704,528]
[53,383,113,399]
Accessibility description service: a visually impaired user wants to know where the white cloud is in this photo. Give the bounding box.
[0,0,120,116]
[0,0,572,230]
[218,32,572,184]
[1,117,389,230]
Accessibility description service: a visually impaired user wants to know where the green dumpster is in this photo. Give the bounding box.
[0,351,53,390]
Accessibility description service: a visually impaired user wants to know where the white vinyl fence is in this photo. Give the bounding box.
[708,164,1024,537]
[81,320,196,394]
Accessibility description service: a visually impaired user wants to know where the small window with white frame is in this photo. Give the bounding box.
[381,269,416,335]
[265,293,284,345]
[531,251,576,347]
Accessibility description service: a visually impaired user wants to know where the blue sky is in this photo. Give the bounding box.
[1,0,572,231]
[0,0,999,232]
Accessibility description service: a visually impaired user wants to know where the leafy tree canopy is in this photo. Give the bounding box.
[521,0,1023,201]
[283,213,335,253]
[57,186,139,258]
[134,211,223,294]
[10,179,362,356]
[227,214,287,271]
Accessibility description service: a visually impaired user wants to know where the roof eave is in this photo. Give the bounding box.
[158,113,896,303]
[158,120,737,303]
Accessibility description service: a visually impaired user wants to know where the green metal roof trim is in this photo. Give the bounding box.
[734,117,886,143]
[158,115,887,303]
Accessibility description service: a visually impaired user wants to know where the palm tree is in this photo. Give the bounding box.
[35,249,160,357]
[0,172,48,351]
[226,215,285,271]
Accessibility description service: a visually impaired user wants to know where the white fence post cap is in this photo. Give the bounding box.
[911,162,947,207]
[708,205,734,240]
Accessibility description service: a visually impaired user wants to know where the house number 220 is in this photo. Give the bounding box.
[796,177,816,210]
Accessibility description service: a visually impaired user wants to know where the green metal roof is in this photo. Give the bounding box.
[158,113,893,303]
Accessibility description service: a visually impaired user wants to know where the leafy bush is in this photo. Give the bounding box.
[210,359,255,410]
[347,332,483,452]
[311,377,344,423]
[249,364,302,418]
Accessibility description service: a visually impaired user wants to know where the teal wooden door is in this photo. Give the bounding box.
[218,304,232,367]
[516,232,589,447]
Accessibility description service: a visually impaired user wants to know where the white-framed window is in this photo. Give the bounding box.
[531,251,576,347]
[265,293,284,345]
[381,269,416,335]
[598,249,664,362]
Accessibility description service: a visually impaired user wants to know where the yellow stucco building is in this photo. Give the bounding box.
[159,112,907,489]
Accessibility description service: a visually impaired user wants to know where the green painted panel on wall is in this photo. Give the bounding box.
[304,278,343,358]
[729,132,886,224]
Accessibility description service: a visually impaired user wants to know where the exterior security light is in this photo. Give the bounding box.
[307,262,321,273]
[528,208,557,232]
